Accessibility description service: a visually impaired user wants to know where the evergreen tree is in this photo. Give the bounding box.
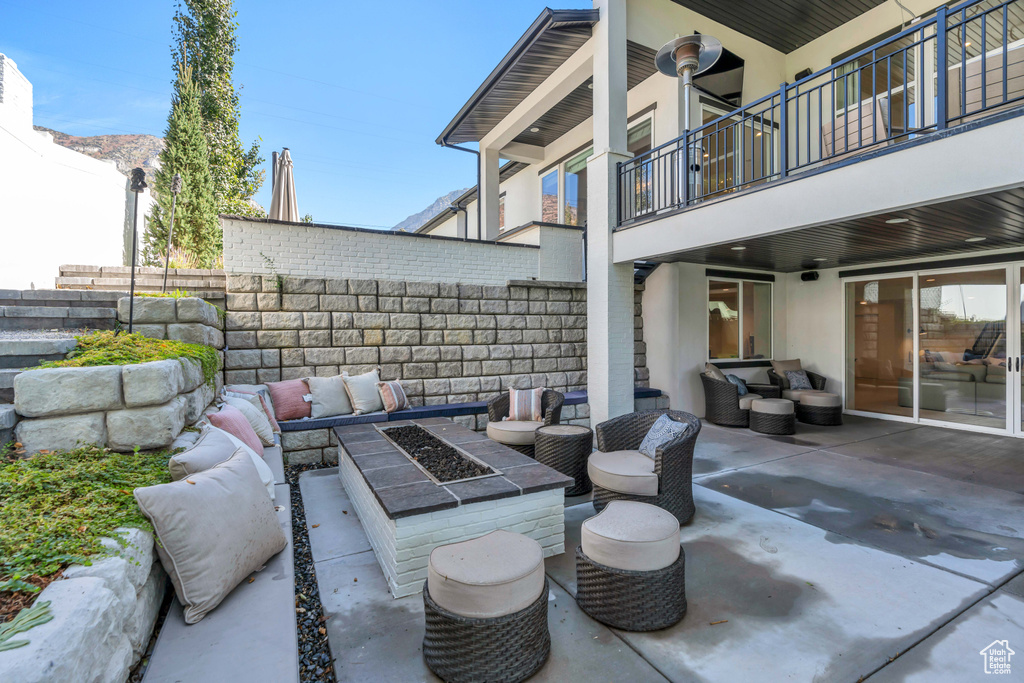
[172,0,264,217]
[144,64,220,267]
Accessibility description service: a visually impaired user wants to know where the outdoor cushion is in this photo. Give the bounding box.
[738,393,763,410]
[223,396,276,446]
[507,387,544,421]
[204,426,276,502]
[208,404,264,456]
[704,363,727,382]
[266,379,312,421]
[134,449,288,624]
[638,413,688,460]
[725,374,748,395]
[750,398,794,415]
[800,392,841,407]
[785,370,813,390]
[225,389,280,433]
[587,450,659,496]
[225,384,275,416]
[427,530,545,619]
[782,389,824,402]
[377,381,409,413]
[581,500,680,572]
[771,359,802,389]
[306,374,352,418]
[486,420,542,446]
[168,427,238,481]
[343,370,384,415]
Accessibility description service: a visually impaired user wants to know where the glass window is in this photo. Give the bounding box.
[708,279,772,361]
[564,150,589,226]
[498,194,505,230]
[541,170,558,223]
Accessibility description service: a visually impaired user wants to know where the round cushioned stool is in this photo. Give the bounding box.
[749,398,796,435]
[423,530,550,683]
[576,501,686,631]
[796,392,843,425]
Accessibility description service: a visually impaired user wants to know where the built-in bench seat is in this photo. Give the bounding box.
[143,435,298,683]
[277,387,663,432]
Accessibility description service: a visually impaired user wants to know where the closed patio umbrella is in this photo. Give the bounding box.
[269,148,299,222]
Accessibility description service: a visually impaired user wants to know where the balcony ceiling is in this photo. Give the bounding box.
[669,0,890,53]
[655,188,1024,272]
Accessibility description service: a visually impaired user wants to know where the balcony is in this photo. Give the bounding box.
[617,0,1024,227]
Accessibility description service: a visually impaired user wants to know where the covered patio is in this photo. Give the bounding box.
[301,415,1024,681]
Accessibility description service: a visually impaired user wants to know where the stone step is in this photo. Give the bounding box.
[0,338,76,369]
[0,369,20,401]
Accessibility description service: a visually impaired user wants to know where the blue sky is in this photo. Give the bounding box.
[1,0,590,228]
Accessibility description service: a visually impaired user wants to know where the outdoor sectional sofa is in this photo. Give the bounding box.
[897,356,1007,416]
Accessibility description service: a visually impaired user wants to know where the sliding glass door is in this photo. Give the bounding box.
[845,264,1023,435]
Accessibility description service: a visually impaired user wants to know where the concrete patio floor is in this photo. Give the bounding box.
[302,415,1024,682]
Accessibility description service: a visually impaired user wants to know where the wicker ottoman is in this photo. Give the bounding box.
[422,530,550,683]
[749,398,796,435]
[576,501,686,631]
[535,424,593,496]
[796,392,843,425]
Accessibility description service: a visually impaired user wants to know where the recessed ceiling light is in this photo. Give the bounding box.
[529,127,540,133]
[730,246,746,251]
[859,301,868,305]
[588,83,593,89]
[926,278,936,282]
[965,236,987,242]
[813,257,828,262]
[885,217,909,224]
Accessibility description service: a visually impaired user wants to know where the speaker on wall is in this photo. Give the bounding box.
[801,271,820,282]
[795,68,812,81]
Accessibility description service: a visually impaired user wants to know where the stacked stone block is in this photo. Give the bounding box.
[116,296,225,349]
[12,358,216,453]
[222,274,650,464]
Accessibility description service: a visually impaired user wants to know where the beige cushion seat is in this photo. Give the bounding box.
[581,501,680,572]
[737,393,763,410]
[486,420,543,446]
[800,392,841,408]
[750,398,794,415]
[587,450,659,496]
[782,389,824,402]
[427,530,545,619]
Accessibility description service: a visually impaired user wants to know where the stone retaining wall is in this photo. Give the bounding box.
[58,264,226,299]
[116,296,225,349]
[0,528,166,683]
[13,357,216,453]
[222,274,649,464]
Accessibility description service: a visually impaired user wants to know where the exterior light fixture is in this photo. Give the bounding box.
[125,167,148,335]
[813,257,828,262]
[162,173,183,293]
[730,246,746,251]
[529,127,540,133]
[965,236,987,242]
[885,217,909,224]
[926,278,936,282]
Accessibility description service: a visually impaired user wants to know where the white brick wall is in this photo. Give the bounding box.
[338,450,565,599]
[537,225,584,282]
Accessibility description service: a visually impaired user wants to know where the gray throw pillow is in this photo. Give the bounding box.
[306,374,353,418]
[704,363,727,382]
[786,370,813,390]
[638,414,689,460]
[134,449,287,624]
[725,374,748,396]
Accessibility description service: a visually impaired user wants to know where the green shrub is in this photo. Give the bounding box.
[37,330,219,386]
[0,446,172,589]
[136,289,194,299]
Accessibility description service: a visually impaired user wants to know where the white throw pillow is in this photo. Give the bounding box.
[343,369,384,415]
[638,414,689,460]
[306,373,353,418]
[207,426,276,502]
[223,396,276,446]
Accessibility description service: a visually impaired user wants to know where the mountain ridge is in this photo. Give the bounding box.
[392,188,469,232]
[34,126,164,181]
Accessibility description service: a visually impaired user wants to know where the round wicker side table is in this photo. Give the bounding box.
[534,424,593,496]
[749,398,796,435]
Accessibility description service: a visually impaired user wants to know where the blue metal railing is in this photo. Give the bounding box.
[617,0,1024,225]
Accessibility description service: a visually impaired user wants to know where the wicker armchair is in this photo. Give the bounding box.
[700,374,763,427]
[487,390,564,426]
[486,390,564,456]
[591,410,701,524]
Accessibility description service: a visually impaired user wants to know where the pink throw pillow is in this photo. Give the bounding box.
[377,381,409,413]
[506,387,544,422]
[208,404,264,456]
[265,379,311,421]
[228,390,280,433]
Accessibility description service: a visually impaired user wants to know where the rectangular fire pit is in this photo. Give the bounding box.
[335,417,573,598]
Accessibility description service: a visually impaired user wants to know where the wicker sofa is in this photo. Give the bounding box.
[700,374,780,427]
[767,367,828,398]
[588,409,701,524]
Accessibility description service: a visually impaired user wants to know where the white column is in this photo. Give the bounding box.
[479,147,501,240]
[587,0,635,425]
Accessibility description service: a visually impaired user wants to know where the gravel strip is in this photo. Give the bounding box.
[0,329,85,340]
[288,462,338,683]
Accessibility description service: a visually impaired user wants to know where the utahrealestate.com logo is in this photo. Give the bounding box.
[980,640,1015,675]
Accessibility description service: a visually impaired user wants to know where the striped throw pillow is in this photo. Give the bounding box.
[505,387,544,422]
[377,381,409,413]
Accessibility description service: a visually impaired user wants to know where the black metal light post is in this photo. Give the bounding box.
[162,173,182,293]
[127,168,148,334]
